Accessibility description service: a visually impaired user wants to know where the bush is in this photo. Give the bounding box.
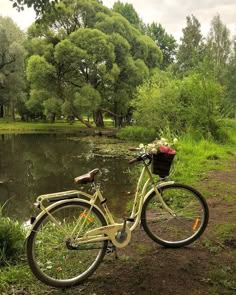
[117,126,156,142]
[0,209,25,266]
[133,71,225,140]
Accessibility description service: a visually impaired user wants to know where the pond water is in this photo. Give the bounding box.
[0,134,136,221]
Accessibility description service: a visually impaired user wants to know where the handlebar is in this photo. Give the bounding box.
[129,157,139,164]
[128,153,152,165]
[129,147,141,151]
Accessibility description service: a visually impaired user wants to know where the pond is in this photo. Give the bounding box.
[0,134,136,221]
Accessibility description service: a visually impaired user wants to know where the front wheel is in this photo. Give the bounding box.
[26,200,108,288]
[141,183,209,248]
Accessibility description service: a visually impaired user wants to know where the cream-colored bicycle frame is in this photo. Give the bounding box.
[32,160,175,248]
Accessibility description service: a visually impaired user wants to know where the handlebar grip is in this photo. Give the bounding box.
[129,158,138,164]
[128,147,138,151]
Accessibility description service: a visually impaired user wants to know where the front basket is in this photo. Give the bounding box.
[151,152,175,177]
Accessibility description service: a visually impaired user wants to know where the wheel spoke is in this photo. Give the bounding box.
[142,184,209,247]
[27,201,108,288]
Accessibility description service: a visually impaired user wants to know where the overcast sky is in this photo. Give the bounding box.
[0,0,235,40]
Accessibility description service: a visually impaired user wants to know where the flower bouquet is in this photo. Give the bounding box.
[145,138,177,178]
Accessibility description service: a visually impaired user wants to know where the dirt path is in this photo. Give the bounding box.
[48,157,236,295]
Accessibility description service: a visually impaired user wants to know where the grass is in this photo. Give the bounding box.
[0,118,115,133]
[0,207,25,266]
[0,263,52,294]
[171,134,233,184]
[214,224,236,242]
[209,265,236,295]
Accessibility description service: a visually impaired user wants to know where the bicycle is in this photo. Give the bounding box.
[26,146,209,288]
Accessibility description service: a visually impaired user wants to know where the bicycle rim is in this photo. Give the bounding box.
[27,201,108,288]
[142,183,209,247]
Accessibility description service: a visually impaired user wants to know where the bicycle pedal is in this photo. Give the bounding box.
[106,244,118,259]
[106,245,116,254]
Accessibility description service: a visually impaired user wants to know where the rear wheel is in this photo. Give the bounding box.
[26,201,108,288]
[141,183,209,248]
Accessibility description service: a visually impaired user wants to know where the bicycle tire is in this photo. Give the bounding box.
[141,183,209,248]
[26,200,108,288]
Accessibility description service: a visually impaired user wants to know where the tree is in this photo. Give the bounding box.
[206,14,231,80]
[222,39,236,118]
[11,0,58,15]
[0,17,26,119]
[25,0,162,127]
[176,15,204,74]
[146,23,177,69]
[113,1,141,29]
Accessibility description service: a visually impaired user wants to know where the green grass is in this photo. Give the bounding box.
[0,263,50,294]
[171,133,235,184]
[0,118,115,133]
[214,224,236,242]
[0,208,25,266]
[209,265,236,295]
[117,126,157,142]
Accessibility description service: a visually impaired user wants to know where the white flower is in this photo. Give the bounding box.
[139,143,144,148]
[151,148,158,154]
[173,138,178,144]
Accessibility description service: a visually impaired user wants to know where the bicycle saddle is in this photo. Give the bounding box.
[74,168,99,184]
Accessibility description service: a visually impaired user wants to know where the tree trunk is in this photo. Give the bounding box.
[93,109,104,127]
[11,103,15,121]
[76,115,93,128]
[0,105,3,118]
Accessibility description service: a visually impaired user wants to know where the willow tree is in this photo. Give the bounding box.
[25,0,162,127]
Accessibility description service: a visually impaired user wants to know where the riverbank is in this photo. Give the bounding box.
[0,119,117,136]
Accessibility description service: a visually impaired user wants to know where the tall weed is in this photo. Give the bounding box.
[0,207,25,266]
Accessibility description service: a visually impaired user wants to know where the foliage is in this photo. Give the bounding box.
[221,40,236,118]
[25,0,162,126]
[7,1,236,136]
[146,23,177,69]
[113,1,141,29]
[133,70,182,133]
[133,69,225,140]
[179,73,224,139]
[0,17,26,119]
[11,0,58,15]
[0,207,25,266]
[206,14,231,81]
[176,15,204,74]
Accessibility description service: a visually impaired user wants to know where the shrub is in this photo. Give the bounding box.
[0,209,25,266]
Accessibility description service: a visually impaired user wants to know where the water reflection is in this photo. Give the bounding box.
[0,134,135,221]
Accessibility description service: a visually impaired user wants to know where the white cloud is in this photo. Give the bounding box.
[102,0,236,39]
[0,0,36,31]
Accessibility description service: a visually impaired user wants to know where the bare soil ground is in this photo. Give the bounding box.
[48,157,236,295]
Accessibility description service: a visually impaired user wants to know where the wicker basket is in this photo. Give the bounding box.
[151,152,175,177]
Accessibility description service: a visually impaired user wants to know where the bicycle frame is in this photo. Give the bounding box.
[31,162,174,248]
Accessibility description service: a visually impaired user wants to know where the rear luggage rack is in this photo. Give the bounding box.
[37,190,79,203]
